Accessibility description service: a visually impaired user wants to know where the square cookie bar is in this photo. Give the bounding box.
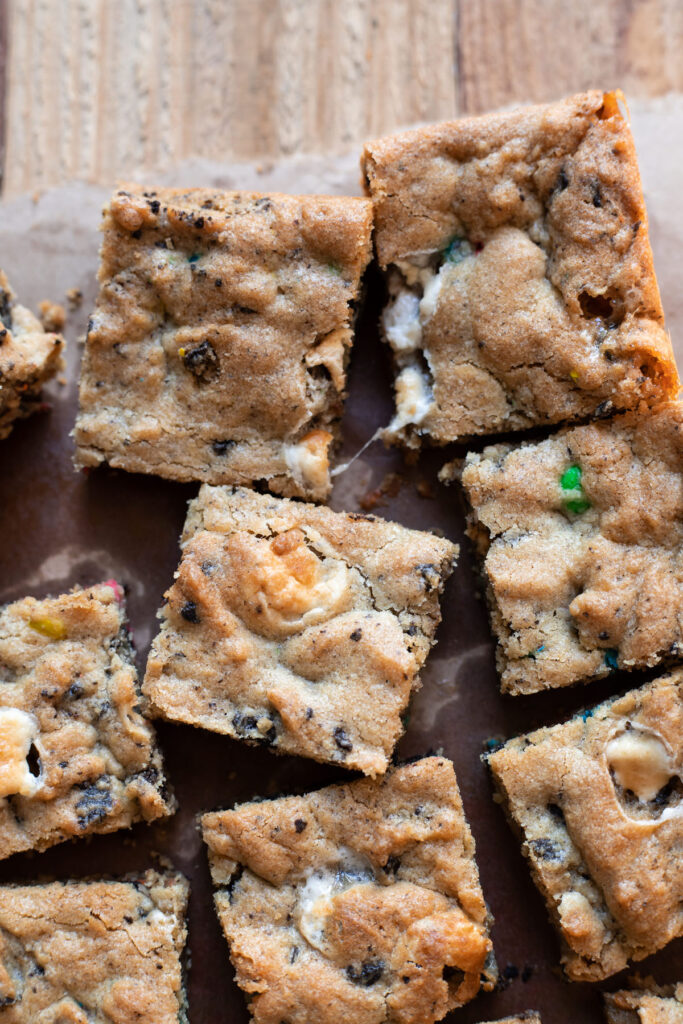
[0,869,188,1022]
[0,270,64,440]
[0,581,173,859]
[201,757,496,1024]
[143,486,456,775]
[487,673,683,981]
[361,90,678,446]
[74,186,373,500]
[459,402,683,695]
[605,981,683,1023]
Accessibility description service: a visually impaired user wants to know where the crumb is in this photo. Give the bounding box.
[359,471,403,511]
[38,300,66,333]
[415,477,435,499]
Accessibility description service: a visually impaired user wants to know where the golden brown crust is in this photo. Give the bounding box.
[362,91,678,445]
[201,757,495,1024]
[605,980,683,1024]
[0,583,174,860]
[488,674,683,981]
[0,870,188,1023]
[143,486,457,776]
[0,271,65,440]
[73,186,373,500]
[459,401,683,694]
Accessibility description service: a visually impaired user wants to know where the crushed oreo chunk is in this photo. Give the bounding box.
[333,726,353,752]
[182,340,219,382]
[530,837,563,861]
[212,439,235,456]
[345,960,384,987]
[180,601,200,623]
[75,783,114,828]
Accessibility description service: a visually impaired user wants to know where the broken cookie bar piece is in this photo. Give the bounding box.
[362,90,678,447]
[0,869,188,1022]
[487,673,683,982]
[0,270,65,440]
[0,581,174,860]
[605,980,683,1023]
[73,186,373,501]
[143,486,457,776]
[459,401,683,695]
[201,756,496,1024]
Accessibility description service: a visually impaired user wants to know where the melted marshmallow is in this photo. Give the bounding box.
[0,708,40,800]
[606,728,674,802]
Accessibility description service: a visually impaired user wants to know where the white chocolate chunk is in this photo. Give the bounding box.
[283,431,330,494]
[419,269,444,321]
[606,728,674,802]
[383,290,422,353]
[0,708,40,799]
[391,365,434,431]
[231,529,352,638]
[297,849,375,952]
[557,891,606,958]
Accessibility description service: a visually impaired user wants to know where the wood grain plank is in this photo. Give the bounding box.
[0,0,6,190]
[3,0,683,196]
[1,0,459,194]
[456,0,683,114]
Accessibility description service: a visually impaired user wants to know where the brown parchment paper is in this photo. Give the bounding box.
[0,96,682,1024]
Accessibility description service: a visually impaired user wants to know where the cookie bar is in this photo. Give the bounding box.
[0,270,65,440]
[487,673,683,981]
[459,402,683,695]
[361,90,678,446]
[0,869,188,1022]
[73,186,373,500]
[0,581,173,860]
[605,980,683,1023]
[201,756,496,1024]
[143,485,456,775]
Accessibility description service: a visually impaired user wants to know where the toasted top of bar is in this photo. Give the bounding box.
[144,486,456,775]
[0,870,188,1023]
[488,673,683,981]
[460,401,683,693]
[0,582,172,859]
[362,91,678,443]
[605,980,683,1023]
[74,187,373,500]
[202,757,494,1024]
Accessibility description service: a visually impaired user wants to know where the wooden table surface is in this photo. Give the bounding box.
[1,0,683,195]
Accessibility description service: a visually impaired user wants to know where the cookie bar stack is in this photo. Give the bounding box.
[363,88,682,1001]
[2,88,680,1024]
[79,185,494,1022]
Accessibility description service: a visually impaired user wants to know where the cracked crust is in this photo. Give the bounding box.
[0,271,65,441]
[0,869,188,1022]
[487,673,683,981]
[361,90,678,446]
[0,582,174,860]
[201,757,496,1024]
[143,486,457,776]
[605,980,683,1023]
[458,401,683,694]
[73,186,373,501]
